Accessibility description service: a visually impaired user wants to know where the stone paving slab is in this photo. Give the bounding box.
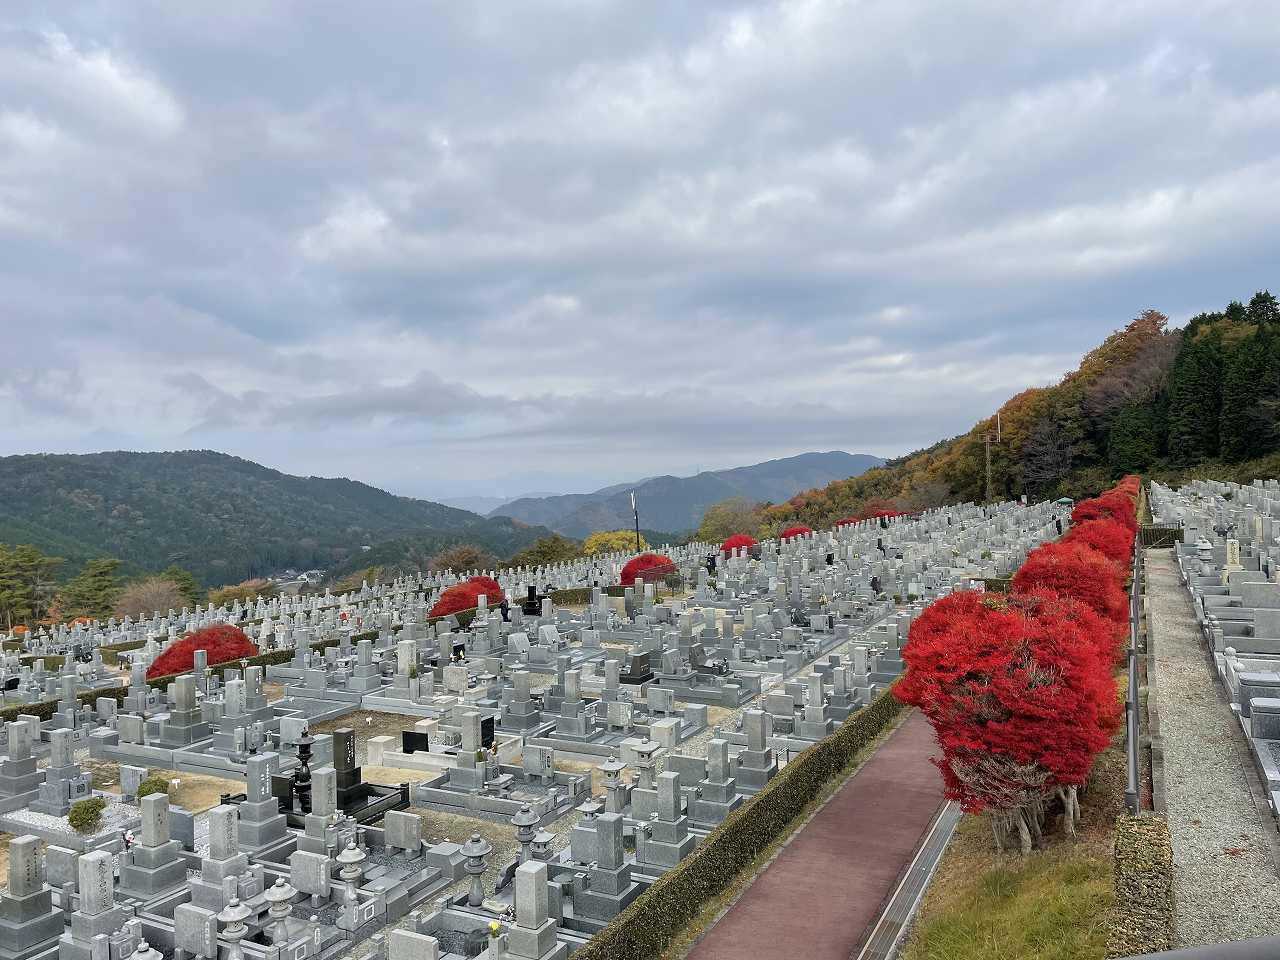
[1147,552,1280,947]
[689,710,945,960]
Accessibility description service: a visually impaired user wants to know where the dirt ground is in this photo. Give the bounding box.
[309,710,427,765]
[81,756,244,814]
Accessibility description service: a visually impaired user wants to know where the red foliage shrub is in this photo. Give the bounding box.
[1063,518,1134,569]
[1009,586,1125,665]
[620,553,675,586]
[1071,492,1137,532]
[720,534,757,556]
[146,624,258,680]
[1012,541,1128,626]
[780,525,814,541]
[852,498,907,522]
[897,590,1118,812]
[834,517,860,527]
[429,576,506,618]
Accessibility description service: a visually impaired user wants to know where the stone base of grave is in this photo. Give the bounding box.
[0,888,63,960]
[506,917,568,960]
[117,838,187,898]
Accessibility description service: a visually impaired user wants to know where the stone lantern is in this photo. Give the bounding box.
[460,832,493,907]
[264,876,298,945]
[216,897,252,960]
[510,805,539,864]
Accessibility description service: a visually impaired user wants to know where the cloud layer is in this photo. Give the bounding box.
[2,1,1277,498]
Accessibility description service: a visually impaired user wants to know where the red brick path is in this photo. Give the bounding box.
[688,710,945,960]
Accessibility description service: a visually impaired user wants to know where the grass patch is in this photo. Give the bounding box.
[902,723,1128,960]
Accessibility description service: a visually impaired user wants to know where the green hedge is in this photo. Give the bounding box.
[1106,815,1174,958]
[982,577,1013,593]
[99,639,146,666]
[18,654,65,672]
[574,683,906,960]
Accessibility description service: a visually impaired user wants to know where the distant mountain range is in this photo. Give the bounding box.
[491,451,884,537]
[438,493,558,515]
[0,451,553,587]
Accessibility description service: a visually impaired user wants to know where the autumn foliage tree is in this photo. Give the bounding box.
[898,477,1137,852]
[619,553,675,586]
[429,576,506,618]
[779,525,814,541]
[720,533,757,556]
[146,624,258,680]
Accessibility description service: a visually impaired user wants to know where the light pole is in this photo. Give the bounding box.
[632,491,642,552]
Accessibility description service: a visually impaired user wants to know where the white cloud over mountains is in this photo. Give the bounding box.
[1,1,1277,497]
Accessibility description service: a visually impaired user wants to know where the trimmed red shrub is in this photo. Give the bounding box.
[721,534,757,556]
[620,553,675,586]
[898,590,1118,815]
[1010,585,1125,665]
[1012,541,1128,626]
[1063,517,1135,569]
[834,517,860,527]
[429,576,506,618]
[146,624,258,680]
[780,525,814,541]
[1072,492,1137,532]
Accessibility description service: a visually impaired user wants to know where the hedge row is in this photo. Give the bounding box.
[574,682,905,960]
[99,639,147,666]
[1106,815,1174,958]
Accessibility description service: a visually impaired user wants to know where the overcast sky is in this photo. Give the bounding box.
[2,2,1277,500]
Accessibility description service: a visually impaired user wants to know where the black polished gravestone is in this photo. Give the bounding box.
[619,652,653,685]
[521,585,543,616]
[264,726,411,826]
[480,715,496,749]
[401,730,430,754]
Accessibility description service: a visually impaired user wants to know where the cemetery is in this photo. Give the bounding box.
[1149,478,1280,820]
[0,498,1070,959]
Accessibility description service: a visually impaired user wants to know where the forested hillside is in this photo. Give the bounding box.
[765,291,1280,529]
[0,451,553,586]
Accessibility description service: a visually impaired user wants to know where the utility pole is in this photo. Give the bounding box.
[984,411,1002,503]
[631,492,642,552]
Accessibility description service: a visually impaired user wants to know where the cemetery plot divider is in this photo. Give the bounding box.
[573,682,906,960]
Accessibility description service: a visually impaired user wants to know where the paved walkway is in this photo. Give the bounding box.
[689,710,946,960]
[1147,552,1280,947]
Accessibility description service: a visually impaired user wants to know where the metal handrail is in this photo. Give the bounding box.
[1125,537,1142,815]
[1124,935,1280,959]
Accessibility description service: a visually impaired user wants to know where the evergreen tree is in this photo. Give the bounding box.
[1166,328,1223,464]
[55,558,123,621]
[0,544,63,628]
[1247,290,1280,328]
[1107,404,1159,474]
[1219,332,1265,461]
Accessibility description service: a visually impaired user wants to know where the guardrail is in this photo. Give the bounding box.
[1125,539,1143,816]
[1140,525,1183,548]
[1123,935,1280,958]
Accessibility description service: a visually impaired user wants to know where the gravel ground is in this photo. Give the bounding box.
[1147,552,1280,946]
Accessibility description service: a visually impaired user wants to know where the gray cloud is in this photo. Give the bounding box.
[1,1,1277,498]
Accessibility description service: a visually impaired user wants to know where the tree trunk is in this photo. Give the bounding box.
[1016,809,1033,854]
[1025,804,1043,848]
[1057,787,1076,837]
[991,814,1005,852]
